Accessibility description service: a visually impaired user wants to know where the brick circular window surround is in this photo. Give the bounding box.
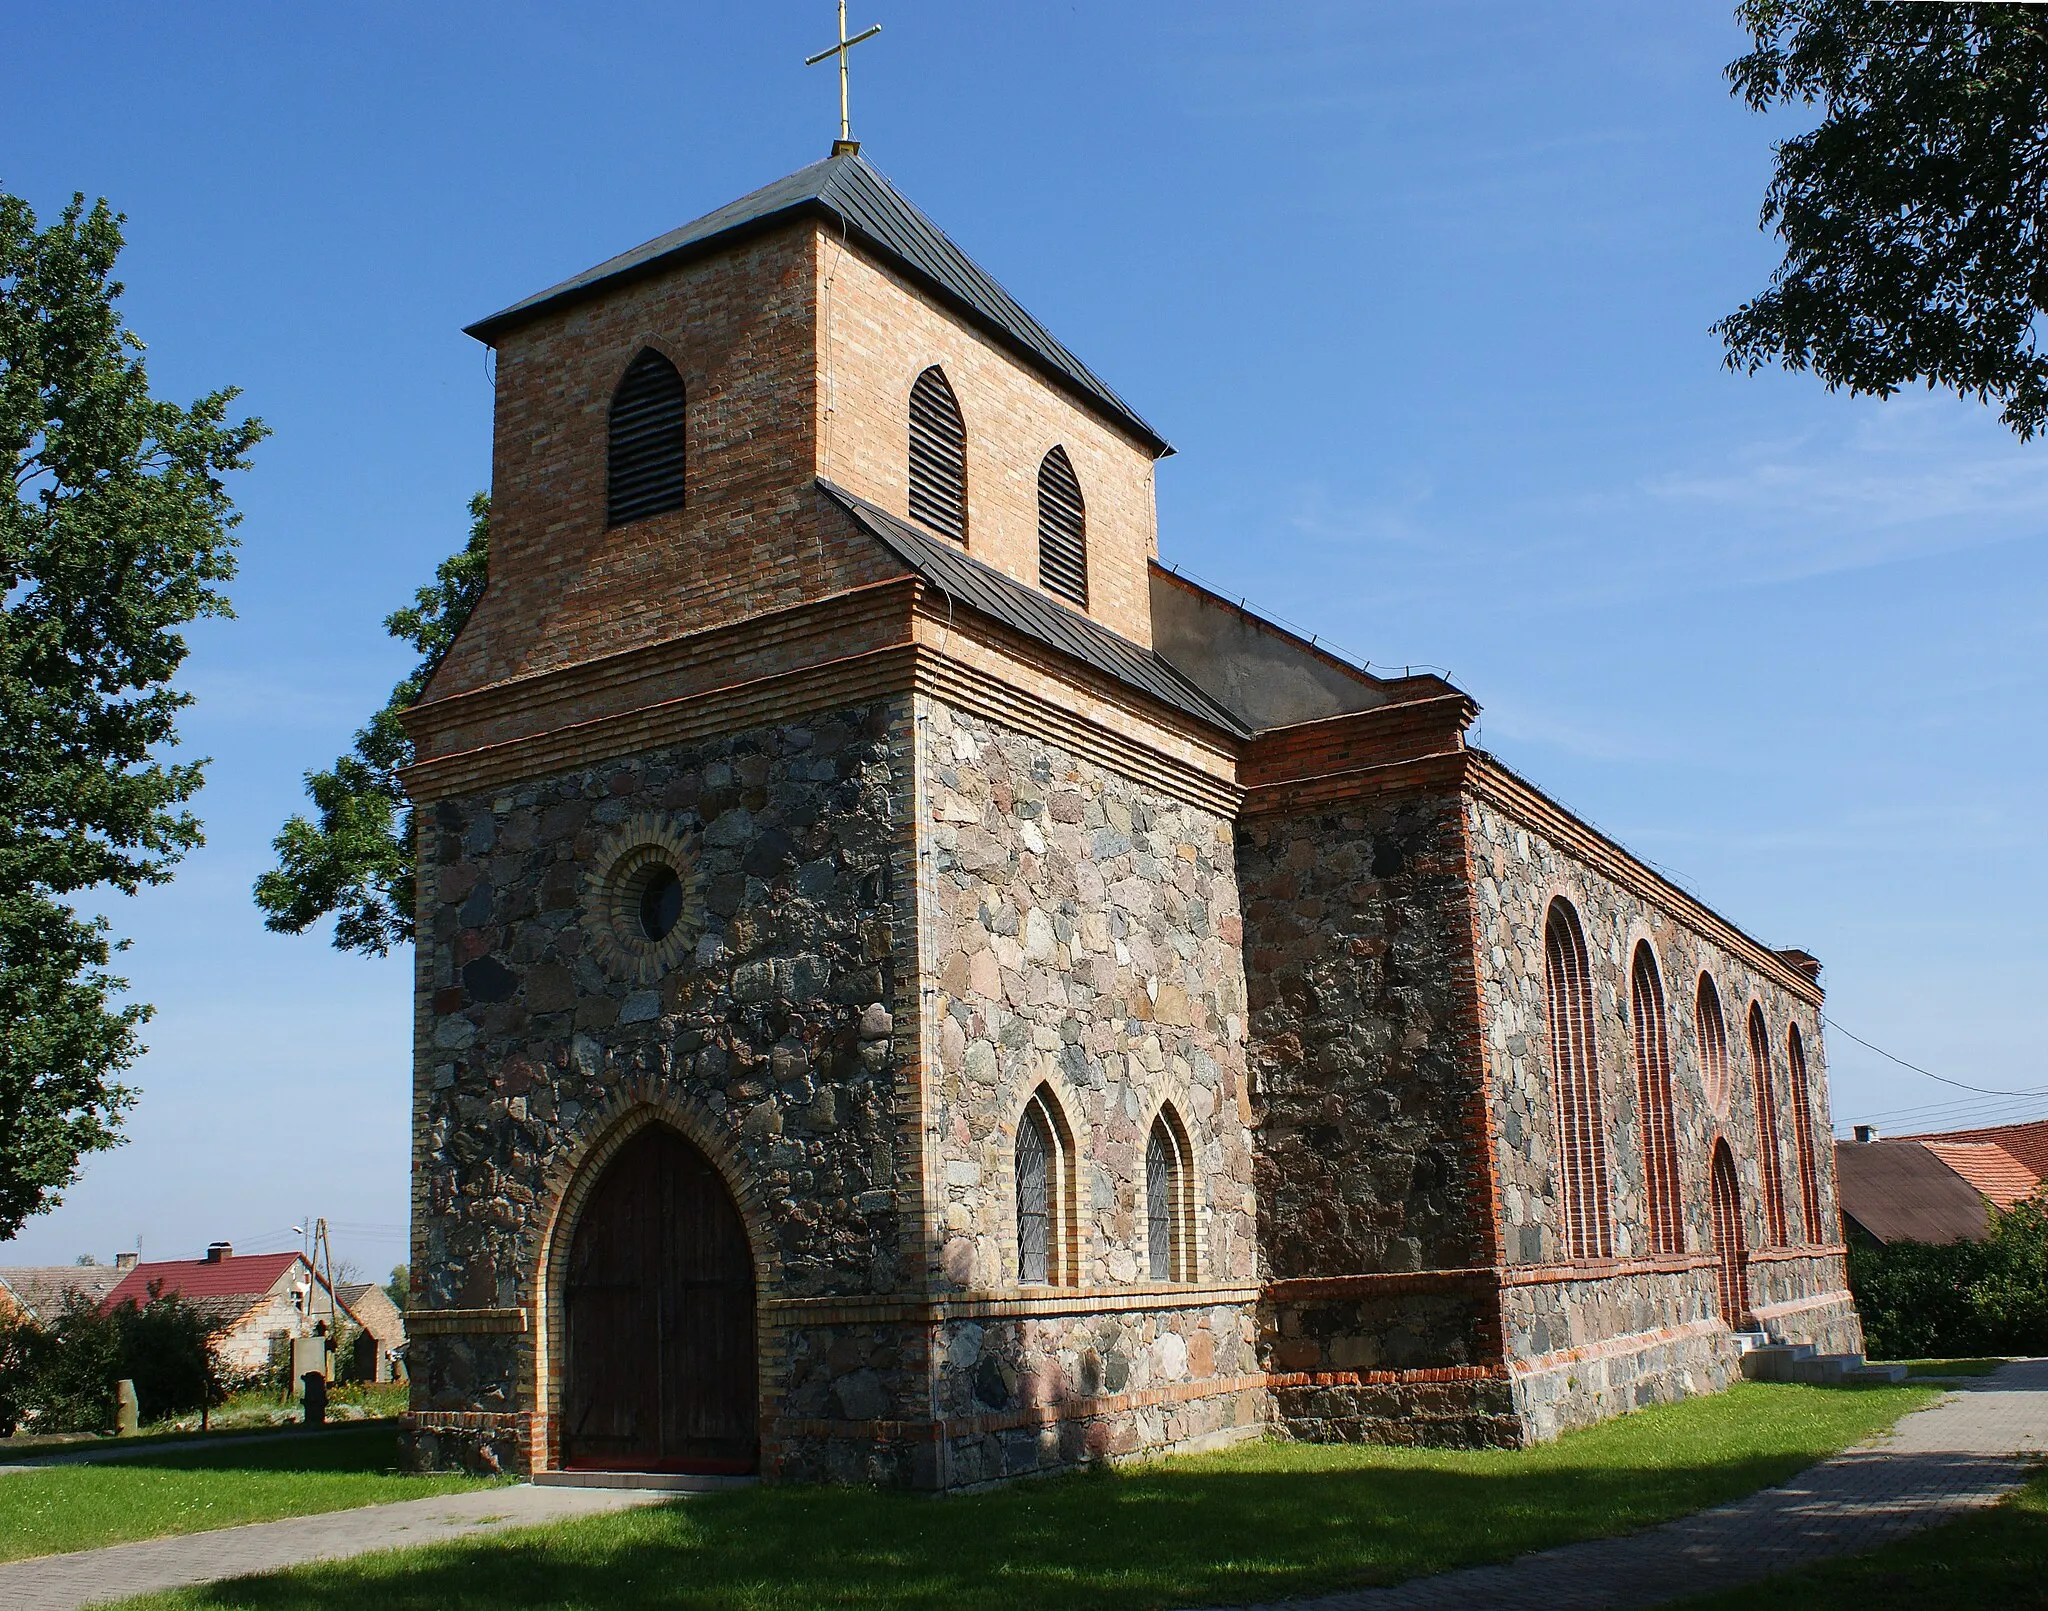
[583,814,706,983]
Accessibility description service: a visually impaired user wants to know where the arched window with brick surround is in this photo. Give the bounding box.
[1747,1003,1790,1245]
[606,348,688,528]
[1786,1023,1824,1243]
[1696,974,1731,1114]
[907,365,967,544]
[1146,1106,1195,1282]
[1036,445,1088,607]
[1630,942,1683,1255]
[1544,899,1613,1260]
[1015,1086,1076,1286]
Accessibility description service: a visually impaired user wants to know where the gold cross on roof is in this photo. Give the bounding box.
[805,1,883,156]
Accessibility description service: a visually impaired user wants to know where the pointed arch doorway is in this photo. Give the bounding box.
[1709,1140,1751,1328]
[561,1124,758,1473]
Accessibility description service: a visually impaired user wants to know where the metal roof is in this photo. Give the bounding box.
[467,152,1170,457]
[1834,1140,1991,1245]
[819,480,1249,739]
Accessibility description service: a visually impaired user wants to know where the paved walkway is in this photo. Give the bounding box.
[0,1426,356,1476]
[0,1484,662,1611]
[3,1364,2043,1611]
[1214,1357,2048,1611]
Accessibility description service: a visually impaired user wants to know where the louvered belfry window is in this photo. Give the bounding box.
[908,365,967,544]
[606,348,688,528]
[1036,445,1088,607]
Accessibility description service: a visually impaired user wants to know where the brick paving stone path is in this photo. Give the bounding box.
[0,1483,663,1611]
[1213,1357,2048,1611]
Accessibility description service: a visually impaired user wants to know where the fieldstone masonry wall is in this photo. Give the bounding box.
[913,697,1265,1482]
[403,696,921,1477]
[1465,790,1860,1437]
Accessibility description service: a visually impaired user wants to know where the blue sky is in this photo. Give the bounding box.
[5,1,2042,1275]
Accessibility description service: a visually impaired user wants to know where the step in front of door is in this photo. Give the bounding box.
[533,1469,758,1492]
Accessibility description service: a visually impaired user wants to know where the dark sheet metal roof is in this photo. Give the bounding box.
[819,479,1248,739]
[1835,1140,1991,1245]
[467,153,1169,457]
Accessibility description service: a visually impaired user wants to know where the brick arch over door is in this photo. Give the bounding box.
[1709,1138,1751,1324]
[532,1094,776,1474]
[1544,897,1613,1260]
[1747,1003,1790,1246]
[1630,941,1683,1254]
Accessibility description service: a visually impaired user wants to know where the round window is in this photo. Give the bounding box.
[582,815,704,983]
[636,863,684,941]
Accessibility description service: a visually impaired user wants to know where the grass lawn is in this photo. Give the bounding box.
[112,1382,1935,1611]
[0,1422,498,1563]
[1678,1463,2048,1609]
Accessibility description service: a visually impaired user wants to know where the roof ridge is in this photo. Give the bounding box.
[463,153,1169,456]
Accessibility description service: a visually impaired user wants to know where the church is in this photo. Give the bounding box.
[397,142,1861,1488]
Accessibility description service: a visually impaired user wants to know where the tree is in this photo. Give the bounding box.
[384,1262,409,1313]
[254,495,488,954]
[1717,4,2048,438]
[2,186,264,1238]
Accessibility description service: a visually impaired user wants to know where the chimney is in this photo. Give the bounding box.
[115,1251,138,1270]
[1853,1125,1880,1144]
[205,1241,232,1263]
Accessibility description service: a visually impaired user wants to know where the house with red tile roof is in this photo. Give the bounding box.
[1899,1119,2048,1192]
[100,1244,354,1373]
[1920,1141,2040,1212]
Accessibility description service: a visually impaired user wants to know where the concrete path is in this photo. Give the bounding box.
[0,1483,663,1611]
[1214,1357,2048,1611]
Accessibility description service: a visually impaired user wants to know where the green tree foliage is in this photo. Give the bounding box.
[1718,3,2048,438]
[1,186,264,1238]
[384,1262,409,1313]
[254,495,488,955]
[0,1284,228,1432]
[1848,1193,2048,1357]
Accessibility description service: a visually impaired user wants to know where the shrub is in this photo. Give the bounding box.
[113,1285,227,1420]
[1849,1192,2048,1358]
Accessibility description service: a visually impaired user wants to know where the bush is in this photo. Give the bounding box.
[0,1281,229,1434]
[1849,1193,2048,1358]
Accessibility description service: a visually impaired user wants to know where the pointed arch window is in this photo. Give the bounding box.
[1709,1139,1751,1325]
[1695,975,1731,1115]
[1630,943,1683,1255]
[1016,1086,1076,1285]
[1036,445,1088,607]
[1786,1023,1824,1243]
[908,365,968,544]
[607,348,688,528]
[1146,1107,1195,1282]
[1544,899,1613,1260]
[1748,1004,1790,1245]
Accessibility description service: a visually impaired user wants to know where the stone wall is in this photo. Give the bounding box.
[1236,788,1498,1378]
[913,696,1264,1479]
[1465,781,1860,1434]
[404,695,921,1476]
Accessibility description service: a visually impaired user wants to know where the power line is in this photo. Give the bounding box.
[1824,1012,2048,1099]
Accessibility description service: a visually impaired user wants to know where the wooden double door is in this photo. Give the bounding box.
[561,1125,758,1472]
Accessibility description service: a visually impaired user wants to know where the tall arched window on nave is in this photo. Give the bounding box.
[1036,445,1088,607]
[1696,974,1731,1114]
[907,365,967,544]
[1630,942,1683,1254]
[1747,1003,1790,1245]
[1016,1085,1075,1285]
[1786,1023,1824,1243]
[1544,898,1613,1259]
[1146,1107,1194,1282]
[606,348,688,528]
